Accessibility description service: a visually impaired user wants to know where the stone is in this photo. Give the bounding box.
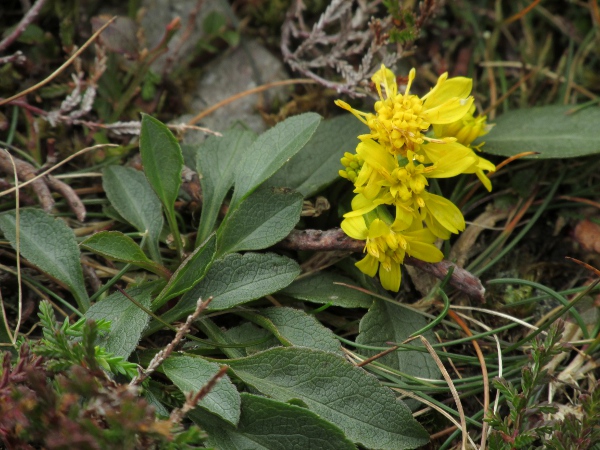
[140,0,230,73]
[188,39,289,136]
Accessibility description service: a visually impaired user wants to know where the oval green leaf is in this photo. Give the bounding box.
[0,209,89,311]
[103,165,164,262]
[266,115,368,197]
[217,187,303,257]
[281,271,373,308]
[81,231,169,278]
[356,299,440,379]
[227,347,429,449]
[195,129,257,243]
[139,114,183,210]
[162,355,241,426]
[145,253,300,335]
[86,283,155,359]
[192,393,356,450]
[231,112,321,208]
[479,105,600,158]
[261,307,343,355]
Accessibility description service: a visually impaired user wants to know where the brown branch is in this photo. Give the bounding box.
[130,296,214,387]
[0,0,49,53]
[45,175,86,221]
[0,149,54,212]
[279,228,485,301]
[0,51,27,66]
[0,16,116,107]
[0,149,87,219]
[169,365,229,426]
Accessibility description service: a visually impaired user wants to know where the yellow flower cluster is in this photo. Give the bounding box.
[336,65,495,292]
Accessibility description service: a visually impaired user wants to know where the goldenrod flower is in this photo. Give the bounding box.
[345,140,474,236]
[335,65,474,156]
[335,65,496,291]
[341,214,443,292]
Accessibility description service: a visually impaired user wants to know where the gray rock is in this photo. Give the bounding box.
[187,39,290,137]
[140,0,290,140]
[140,0,231,73]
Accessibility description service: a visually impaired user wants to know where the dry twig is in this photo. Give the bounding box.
[0,149,87,220]
[0,17,116,107]
[169,365,229,426]
[0,0,49,53]
[281,0,438,97]
[0,149,54,213]
[0,51,27,66]
[281,0,398,97]
[130,297,213,387]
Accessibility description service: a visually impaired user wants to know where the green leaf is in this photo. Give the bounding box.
[0,318,12,344]
[0,209,89,311]
[356,300,440,379]
[231,113,321,208]
[195,129,257,243]
[143,386,170,418]
[140,114,184,257]
[202,10,226,35]
[281,272,373,308]
[139,114,183,211]
[217,187,303,257]
[227,347,429,449]
[192,393,357,450]
[153,234,217,309]
[222,30,239,47]
[81,231,169,278]
[162,355,240,426]
[86,284,154,359]
[266,115,368,196]
[199,253,300,311]
[224,323,277,356]
[479,105,600,158]
[261,307,342,355]
[103,165,164,262]
[146,253,300,335]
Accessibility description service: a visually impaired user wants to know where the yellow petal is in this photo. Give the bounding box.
[392,205,414,230]
[354,163,373,188]
[405,227,437,243]
[422,77,472,108]
[368,218,390,239]
[404,68,416,96]
[418,141,447,163]
[359,177,383,200]
[379,262,401,292]
[425,214,452,240]
[341,216,368,240]
[422,191,465,234]
[427,157,476,178]
[334,99,368,124]
[357,140,397,176]
[426,144,478,178]
[344,203,378,218]
[356,254,378,277]
[476,170,493,192]
[422,97,474,125]
[406,240,444,263]
[421,72,448,101]
[477,156,496,172]
[371,64,398,99]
